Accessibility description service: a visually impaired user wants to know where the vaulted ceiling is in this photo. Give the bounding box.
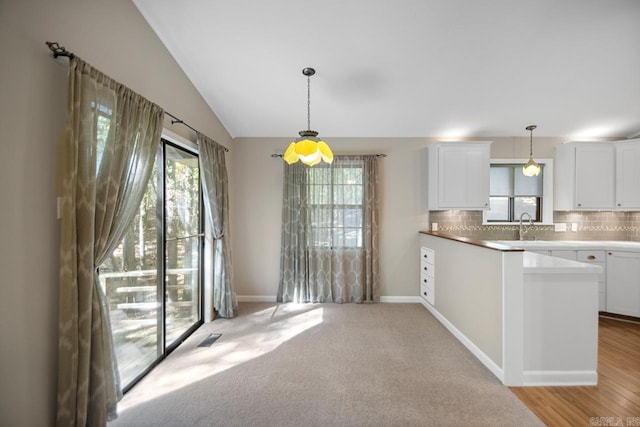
[133,0,640,139]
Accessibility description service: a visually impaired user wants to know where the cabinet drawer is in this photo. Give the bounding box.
[577,250,606,262]
[420,283,435,305]
[420,260,434,277]
[420,273,434,288]
[420,247,435,264]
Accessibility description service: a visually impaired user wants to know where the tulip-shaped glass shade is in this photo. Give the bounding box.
[283,131,333,166]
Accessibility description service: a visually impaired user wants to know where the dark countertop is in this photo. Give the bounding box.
[419,230,524,252]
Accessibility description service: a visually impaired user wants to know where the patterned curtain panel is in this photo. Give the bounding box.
[197,132,237,318]
[57,57,163,425]
[278,155,379,303]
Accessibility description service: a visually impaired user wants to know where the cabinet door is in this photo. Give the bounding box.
[437,144,490,209]
[575,144,614,209]
[606,251,640,317]
[578,251,607,311]
[616,140,640,209]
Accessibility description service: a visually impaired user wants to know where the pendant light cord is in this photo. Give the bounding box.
[307,75,311,131]
[526,125,537,158]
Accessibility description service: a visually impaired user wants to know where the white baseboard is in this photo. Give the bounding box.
[523,370,598,386]
[420,300,505,383]
[379,296,422,303]
[237,295,421,303]
[237,295,277,302]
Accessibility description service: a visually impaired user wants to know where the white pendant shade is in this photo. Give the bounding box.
[522,158,541,177]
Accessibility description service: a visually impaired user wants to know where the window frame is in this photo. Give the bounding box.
[482,158,554,225]
[306,160,365,249]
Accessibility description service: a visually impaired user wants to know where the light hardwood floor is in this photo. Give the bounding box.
[511,316,640,426]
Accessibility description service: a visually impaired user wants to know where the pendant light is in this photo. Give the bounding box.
[522,125,541,177]
[283,67,333,166]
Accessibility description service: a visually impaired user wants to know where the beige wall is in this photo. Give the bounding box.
[420,233,504,368]
[232,137,432,299]
[0,1,231,425]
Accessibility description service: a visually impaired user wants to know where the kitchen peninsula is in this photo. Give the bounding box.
[419,231,601,387]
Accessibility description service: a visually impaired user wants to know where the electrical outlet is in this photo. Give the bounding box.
[571,223,578,232]
[554,223,567,232]
[432,222,438,232]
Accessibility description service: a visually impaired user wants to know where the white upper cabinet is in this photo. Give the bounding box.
[616,139,640,209]
[555,140,640,211]
[428,141,491,210]
[574,143,615,209]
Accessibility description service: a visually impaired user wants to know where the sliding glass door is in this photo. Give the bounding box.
[164,144,202,346]
[99,139,203,390]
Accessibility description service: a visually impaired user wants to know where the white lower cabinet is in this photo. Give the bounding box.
[507,242,640,317]
[577,251,607,311]
[548,249,606,310]
[606,251,640,317]
[420,247,435,305]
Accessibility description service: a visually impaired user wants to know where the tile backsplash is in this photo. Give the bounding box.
[429,210,639,241]
[630,212,640,241]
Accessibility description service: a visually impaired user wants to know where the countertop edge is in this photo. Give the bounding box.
[419,231,524,252]
[522,252,603,274]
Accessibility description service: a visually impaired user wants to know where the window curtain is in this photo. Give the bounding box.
[197,132,237,318]
[56,57,163,425]
[278,155,379,303]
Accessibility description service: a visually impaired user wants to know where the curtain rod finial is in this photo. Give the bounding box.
[46,41,75,59]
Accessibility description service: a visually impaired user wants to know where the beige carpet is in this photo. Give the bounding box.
[110,303,543,426]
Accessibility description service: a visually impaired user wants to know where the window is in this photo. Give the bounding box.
[307,160,364,248]
[483,159,553,224]
[278,155,379,303]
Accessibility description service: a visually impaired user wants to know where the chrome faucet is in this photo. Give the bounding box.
[519,212,533,240]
